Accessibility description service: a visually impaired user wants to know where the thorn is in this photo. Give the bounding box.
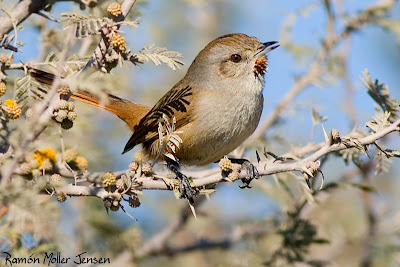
[267,151,279,159]
[306,179,312,190]
[256,150,261,163]
[374,142,389,158]
[224,177,233,182]
[322,124,329,144]
[364,145,370,158]
[263,147,269,159]
[189,202,197,220]
[317,170,325,190]
[301,166,314,178]
[120,205,137,221]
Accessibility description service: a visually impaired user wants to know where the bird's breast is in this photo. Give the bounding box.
[176,87,263,166]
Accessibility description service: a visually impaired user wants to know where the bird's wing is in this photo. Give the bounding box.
[123,84,194,154]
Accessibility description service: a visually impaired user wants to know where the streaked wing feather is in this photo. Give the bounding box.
[123,85,193,153]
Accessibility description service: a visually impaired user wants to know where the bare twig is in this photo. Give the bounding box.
[0,0,47,36]
[52,119,400,196]
[83,0,137,70]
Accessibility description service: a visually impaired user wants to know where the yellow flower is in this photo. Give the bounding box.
[63,148,77,163]
[4,99,21,120]
[75,156,88,171]
[109,33,126,51]
[33,148,57,167]
[107,2,122,16]
[102,172,116,186]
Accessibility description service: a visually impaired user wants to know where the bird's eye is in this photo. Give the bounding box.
[230,54,242,63]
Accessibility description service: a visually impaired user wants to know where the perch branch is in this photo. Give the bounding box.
[55,119,400,197]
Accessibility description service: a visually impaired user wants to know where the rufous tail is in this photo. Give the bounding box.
[29,69,151,130]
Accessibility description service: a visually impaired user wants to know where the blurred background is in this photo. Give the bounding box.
[1,0,400,266]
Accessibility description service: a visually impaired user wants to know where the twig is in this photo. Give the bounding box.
[0,0,47,36]
[83,0,137,70]
[1,29,75,183]
[52,119,400,195]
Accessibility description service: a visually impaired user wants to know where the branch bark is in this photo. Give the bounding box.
[83,0,137,70]
[55,119,400,198]
[0,0,47,37]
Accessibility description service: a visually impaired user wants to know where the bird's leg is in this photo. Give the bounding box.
[166,158,196,203]
[228,158,260,188]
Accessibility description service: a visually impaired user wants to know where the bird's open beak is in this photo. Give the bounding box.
[255,41,279,57]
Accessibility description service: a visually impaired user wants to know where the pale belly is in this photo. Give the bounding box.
[176,92,263,166]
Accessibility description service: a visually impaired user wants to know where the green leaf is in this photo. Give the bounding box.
[311,107,327,125]
[366,111,391,133]
[14,74,48,108]
[362,69,399,119]
[131,44,184,70]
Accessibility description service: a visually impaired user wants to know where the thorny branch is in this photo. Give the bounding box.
[1,29,75,183]
[56,118,400,198]
[83,0,137,71]
[0,0,96,37]
[0,0,48,37]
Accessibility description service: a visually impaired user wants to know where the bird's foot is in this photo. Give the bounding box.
[176,172,196,203]
[166,158,197,203]
[228,158,260,188]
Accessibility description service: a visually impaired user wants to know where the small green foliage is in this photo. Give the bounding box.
[127,44,184,70]
[366,111,392,133]
[311,107,327,126]
[60,13,115,39]
[362,69,399,119]
[264,209,329,266]
[375,151,392,175]
[14,74,47,108]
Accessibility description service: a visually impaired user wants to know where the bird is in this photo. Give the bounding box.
[30,33,279,203]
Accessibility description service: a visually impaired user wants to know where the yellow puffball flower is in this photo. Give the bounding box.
[33,148,57,167]
[109,33,126,51]
[4,99,21,120]
[75,156,88,171]
[102,172,116,186]
[107,2,122,16]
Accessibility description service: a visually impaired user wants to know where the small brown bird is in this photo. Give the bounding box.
[31,33,279,202]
